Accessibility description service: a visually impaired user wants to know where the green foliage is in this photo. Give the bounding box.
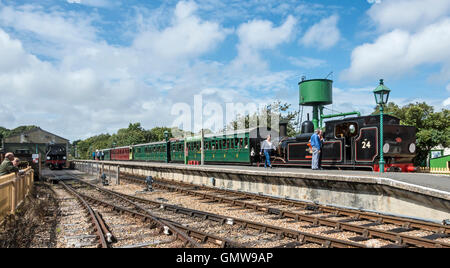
[0,125,39,145]
[373,102,450,166]
[74,123,175,159]
[8,126,39,137]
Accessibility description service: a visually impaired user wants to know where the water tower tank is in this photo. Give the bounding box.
[299,79,333,106]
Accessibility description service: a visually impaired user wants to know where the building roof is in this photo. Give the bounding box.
[3,127,69,143]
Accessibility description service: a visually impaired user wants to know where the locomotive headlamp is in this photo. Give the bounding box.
[383,143,390,154]
[409,143,416,153]
[349,125,356,134]
[373,79,390,105]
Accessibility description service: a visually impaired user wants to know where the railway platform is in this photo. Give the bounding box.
[72,160,450,223]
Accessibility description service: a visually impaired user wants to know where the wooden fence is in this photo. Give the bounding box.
[419,167,450,175]
[0,167,34,221]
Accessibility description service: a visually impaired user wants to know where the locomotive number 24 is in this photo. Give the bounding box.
[362,139,371,149]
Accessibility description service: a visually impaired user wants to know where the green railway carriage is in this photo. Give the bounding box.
[181,128,279,165]
[99,127,278,166]
[170,140,185,163]
[133,141,169,162]
[185,132,251,163]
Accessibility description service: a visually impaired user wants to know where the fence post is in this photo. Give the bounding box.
[10,179,16,215]
[116,165,120,185]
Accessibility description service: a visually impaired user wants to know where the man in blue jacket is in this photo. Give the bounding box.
[310,129,322,170]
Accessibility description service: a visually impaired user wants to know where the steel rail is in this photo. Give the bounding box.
[67,177,238,248]
[76,178,367,248]
[66,179,203,248]
[146,175,450,233]
[59,181,109,248]
[121,174,450,248]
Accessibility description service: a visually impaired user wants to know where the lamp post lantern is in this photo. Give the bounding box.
[373,79,391,173]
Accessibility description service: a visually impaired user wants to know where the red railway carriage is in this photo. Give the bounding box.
[110,146,131,161]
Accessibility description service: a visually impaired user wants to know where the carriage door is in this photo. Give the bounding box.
[335,122,359,164]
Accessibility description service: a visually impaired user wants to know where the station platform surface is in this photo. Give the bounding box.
[74,160,450,197]
[212,165,450,193]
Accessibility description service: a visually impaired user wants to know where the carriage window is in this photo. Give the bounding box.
[335,122,359,139]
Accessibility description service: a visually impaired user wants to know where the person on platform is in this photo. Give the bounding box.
[260,135,275,169]
[310,129,322,170]
[0,152,19,176]
[13,158,20,167]
[318,131,324,170]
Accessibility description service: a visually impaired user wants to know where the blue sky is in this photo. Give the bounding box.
[0,0,449,141]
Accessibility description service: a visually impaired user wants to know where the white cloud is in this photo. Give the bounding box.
[0,5,97,46]
[132,1,227,62]
[0,2,300,140]
[341,18,450,82]
[300,15,340,50]
[67,0,114,8]
[367,0,450,32]
[288,56,326,69]
[232,15,297,70]
[444,98,450,106]
[444,84,450,106]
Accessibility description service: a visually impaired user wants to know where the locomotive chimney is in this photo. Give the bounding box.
[279,120,288,137]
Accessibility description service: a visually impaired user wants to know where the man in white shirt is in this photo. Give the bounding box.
[260,135,275,168]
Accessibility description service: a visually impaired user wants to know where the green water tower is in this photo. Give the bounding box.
[299,78,333,130]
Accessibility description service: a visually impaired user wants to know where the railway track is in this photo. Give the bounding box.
[118,173,450,248]
[52,183,108,248]
[48,171,202,248]
[63,174,370,248]
[61,181,199,248]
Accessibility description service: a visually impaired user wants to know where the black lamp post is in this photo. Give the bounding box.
[373,79,391,173]
[164,131,169,163]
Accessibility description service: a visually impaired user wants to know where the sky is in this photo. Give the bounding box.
[0,0,449,141]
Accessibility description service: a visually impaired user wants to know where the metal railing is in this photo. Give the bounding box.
[0,167,34,220]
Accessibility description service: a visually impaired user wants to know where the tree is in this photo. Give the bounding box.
[373,102,450,166]
[74,123,180,159]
